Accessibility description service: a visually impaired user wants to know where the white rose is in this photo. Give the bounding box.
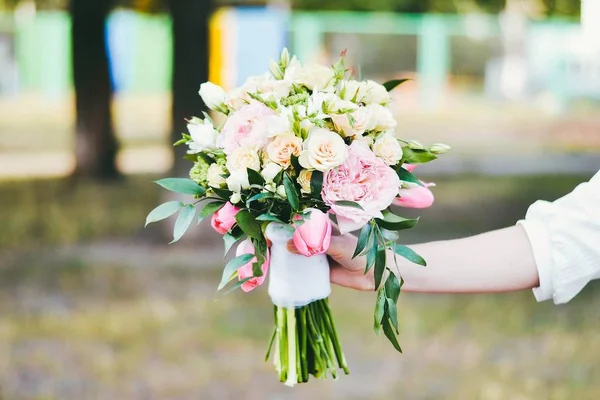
[285,61,334,91]
[226,169,250,193]
[261,163,282,182]
[266,133,303,168]
[298,128,348,172]
[362,80,391,105]
[187,119,219,153]
[207,163,227,188]
[331,106,375,138]
[353,134,375,147]
[267,113,293,137]
[199,82,227,112]
[297,169,313,194]
[372,132,402,165]
[226,146,261,173]
[367,104,397,131]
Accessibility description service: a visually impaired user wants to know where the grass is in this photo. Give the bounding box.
[0,173,598,399]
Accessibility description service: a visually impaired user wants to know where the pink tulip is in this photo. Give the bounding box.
[393,182,435,209]
[403,163,417,172]
[210,202,240,234]
[292,208,332,257]
[236,240,270,292]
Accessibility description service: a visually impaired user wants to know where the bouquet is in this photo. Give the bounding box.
[145,49,449,386]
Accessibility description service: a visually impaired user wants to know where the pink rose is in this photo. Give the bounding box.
[292,208,332,257]
[210,202,240,234]
[236,239,270,292]
[322,141,401,234]
[220,102,276,154]
[393,182,435,208]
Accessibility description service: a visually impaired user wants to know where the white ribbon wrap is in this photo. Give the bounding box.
[265,222,331,308]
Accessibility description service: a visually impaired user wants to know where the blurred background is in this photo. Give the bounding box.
[0,0,599,398]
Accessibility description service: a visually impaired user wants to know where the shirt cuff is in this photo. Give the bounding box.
[516,218,554,302]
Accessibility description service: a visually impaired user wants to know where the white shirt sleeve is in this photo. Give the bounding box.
[517,170,600,304]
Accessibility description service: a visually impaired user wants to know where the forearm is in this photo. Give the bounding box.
[398,225,539,293]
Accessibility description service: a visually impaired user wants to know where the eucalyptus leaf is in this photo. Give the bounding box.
[283,173,300,211]
[385,298,399,334]
[374,247,386,289]
[365,243,377,273]
[155,178,205,196]
[352,223,371,259]
[334,200,364,210]
[382,318,403,353]
[235,210,263,240]
[382,78,410,92]
[218,253,254,290]
[221,276,254,296]
[223,230,245,257]
[145,201,183,227]
[211,187,233,200]
[395,244,427,267]
[374,289,386,334]
[170,204,196,243]
[384,272,401,304]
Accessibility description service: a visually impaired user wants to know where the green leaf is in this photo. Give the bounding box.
[223,231,245,258]
[394,244,427,267]
[374,247,387,289]
[382,318,403,353]
[218,253,254,290]
[173,137,188,146]
[256,214,285,223]
[309,170,323,196]
[170,204,197,243]
[365,243,377,273]
[211,187,233,200]
[235,210,263,240]
[396,167,423,186]
[283,173,300,211]
[247,168,265,186]
[402,147,437,164]
[385,298,399,334]
[384,272,401,304]
[145,201,184,227]
[246,192,274,207]
[155,178,205,196]
[334,200,364,210]
[199,201,225,218]
[374,288,386,334]
[290,154,302,172]
[375,214,419,231]
[352,223,372,259]
[382,78,410,92]
[221,276,254,296]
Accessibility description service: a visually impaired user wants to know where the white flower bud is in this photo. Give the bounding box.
[230,192,242,204]
[198,82,227,112]
[276,185,287,198]
[429,143,451,154]
[407,140,425,150]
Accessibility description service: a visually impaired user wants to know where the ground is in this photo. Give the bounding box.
[0,174,598,399]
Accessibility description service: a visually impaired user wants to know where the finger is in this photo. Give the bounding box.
[286,240,301,255]
[326,234,361,270]
[330,265,375,291]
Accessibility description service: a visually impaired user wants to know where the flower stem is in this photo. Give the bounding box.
[285,306,298,387]
[319,299,349,374]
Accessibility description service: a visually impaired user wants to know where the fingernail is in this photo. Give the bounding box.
[286,240,300,254]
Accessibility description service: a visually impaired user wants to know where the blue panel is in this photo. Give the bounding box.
[234,7,289,86]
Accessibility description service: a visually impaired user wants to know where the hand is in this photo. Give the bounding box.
[286,224,379,291]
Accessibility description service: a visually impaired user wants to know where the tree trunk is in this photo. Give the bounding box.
[168,0,211,176]
[70,0,120,180]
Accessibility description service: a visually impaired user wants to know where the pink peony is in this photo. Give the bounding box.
[220,102,276,154]
[292,208,332,257]
[393,182,435,208]
[210,202,240,234]
[235,239,270,292]
[322,141,400,233]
